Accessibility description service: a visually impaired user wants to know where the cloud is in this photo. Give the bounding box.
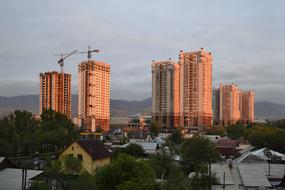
[0,0,285,103]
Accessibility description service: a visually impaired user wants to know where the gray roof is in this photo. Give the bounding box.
[238,164,272,187]
[211,164,234,185]
[0,168,43,190]
[121,142,158,154]
[0,157,5,163]
[211,163,285,189]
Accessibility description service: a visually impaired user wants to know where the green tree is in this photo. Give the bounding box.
[63,155,83,175]
[0,110,38,156]
[150,121,160,136]
[226,124,246,140]
[95,153,157,190]
[160,167,192,190]
[247,126,285,153]
[181,136,219,175]
[189,165,218,190]
[121,143,145,158]
[149,150,175,180]
[39,109,79,152]
[28,181,50,190]
[70,172,97,190]
[168,128,183,145]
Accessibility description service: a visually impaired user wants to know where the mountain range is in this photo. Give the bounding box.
[0,95,284,120]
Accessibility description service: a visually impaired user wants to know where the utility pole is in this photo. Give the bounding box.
[222,171,225,190]
[22,168,27,190]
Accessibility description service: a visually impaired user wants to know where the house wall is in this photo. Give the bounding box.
[59,142,110,174]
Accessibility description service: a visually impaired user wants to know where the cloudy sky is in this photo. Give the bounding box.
[0,0,285,103]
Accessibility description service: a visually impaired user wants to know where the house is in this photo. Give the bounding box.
[0,168,43,190]
[0,157,43,190]
[235,148,285,163]
[128,131,149,143]
[0,157,17,170]
[59,140,112,174]
[203,135,221,143]
[121,142,159,155]
[211,163,285,190]
[215,138,240,157]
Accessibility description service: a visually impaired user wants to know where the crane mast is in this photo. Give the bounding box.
[56,50,78,73]
[79,46,99,61]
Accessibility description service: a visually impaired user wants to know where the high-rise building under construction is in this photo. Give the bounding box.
[39,71,71,118]
[78,60,110,132]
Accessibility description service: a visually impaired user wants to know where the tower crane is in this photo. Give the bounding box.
[55,50,78,73]
[79,46,99,60]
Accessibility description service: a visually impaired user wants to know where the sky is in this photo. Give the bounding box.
[0,0,285,103]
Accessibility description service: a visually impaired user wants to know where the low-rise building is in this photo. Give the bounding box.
[59,140,112,174]
[128,114,151,129]
[211,163,285,190]
[121,142,159,155]
[0,157,43,190]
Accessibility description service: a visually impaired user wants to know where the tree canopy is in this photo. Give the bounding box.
[95,153,157,190]
[0,109,79,157]
[181,136,219,173]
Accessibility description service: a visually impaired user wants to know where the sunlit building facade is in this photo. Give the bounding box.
[219,84,241,126]
[39,71,71,118]
[78,60,110,132]
[240,90,255,124]
[212,88,220,125]
[179,48,213,128]
[212,84,255,126]
[151,59,180,128]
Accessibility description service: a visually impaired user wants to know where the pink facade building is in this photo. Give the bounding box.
[39,71,71,118]
[179,48,213,128]
[78,60,110,132]
[213,83,255,126]
[151,59,180,128]
[240,90,255,124]
[219,84,241,125]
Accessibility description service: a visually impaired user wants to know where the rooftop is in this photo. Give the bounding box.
[76,140,112,160]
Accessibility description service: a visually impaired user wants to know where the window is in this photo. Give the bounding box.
[77,154,83,161]
[71,146,74,151]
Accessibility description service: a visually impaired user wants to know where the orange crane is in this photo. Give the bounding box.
[55,50,78,73]
[79,46,99,60]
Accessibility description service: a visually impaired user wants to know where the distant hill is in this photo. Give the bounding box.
[0,95,152,118]
[254,101,285,120]
[0,95,284,120]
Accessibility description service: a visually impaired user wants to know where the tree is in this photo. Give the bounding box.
[39,109,79,152]
[150,121,160,136]
[168,128,183,145]
[247,126,285,153]
[148,150,175,180]
[0,110,38,156]
[28,181,50,190]
[181,136,219,174]
[160,167,192,190]
[122,143,145,158]
[63,155,83,175]
[95,153,157,190]
[189,164,219,190]
[205,127,225,137]
[226,124,246,140]
[69,172,97,190]
[181,136,219,166]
